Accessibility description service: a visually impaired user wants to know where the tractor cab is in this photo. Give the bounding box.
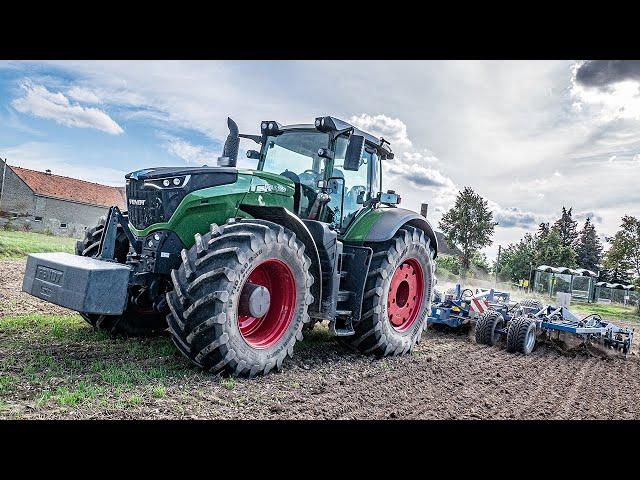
[241,116,395,232]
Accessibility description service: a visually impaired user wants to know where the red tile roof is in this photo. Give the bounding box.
[10,166,126,209]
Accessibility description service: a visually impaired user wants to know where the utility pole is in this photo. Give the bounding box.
[494,244,501,287]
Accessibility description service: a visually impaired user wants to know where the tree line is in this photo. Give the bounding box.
[438,187,640,286]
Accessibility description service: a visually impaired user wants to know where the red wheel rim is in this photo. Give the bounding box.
[238,259,296,349]
[387,258,425,332]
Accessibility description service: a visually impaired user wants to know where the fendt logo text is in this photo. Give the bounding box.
[129,199,146,206]
[35,265,64,285]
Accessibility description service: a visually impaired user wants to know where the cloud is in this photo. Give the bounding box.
[387,161,455,189]
[575,211,603,224]
[11,82,123,135]
[162,136,219,165]
[570,62,640,122]
[575,61,640,88]
[491,204,540,229]
[67,86,102,104]
[348,113,412,148]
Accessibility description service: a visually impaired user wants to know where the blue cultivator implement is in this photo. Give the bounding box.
[475,299,634,356]
[428,284,510,328]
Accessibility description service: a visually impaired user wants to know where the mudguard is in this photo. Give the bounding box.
[347,207,438,257]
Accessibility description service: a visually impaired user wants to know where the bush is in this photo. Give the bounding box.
[2,219,14,231]
[436,254,461,276]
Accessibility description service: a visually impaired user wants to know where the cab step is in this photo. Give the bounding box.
[337,290,353,303]
[329,310,355,336]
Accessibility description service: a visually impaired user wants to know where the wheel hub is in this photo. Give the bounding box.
[239,283,271,318]
[238,259,296,349]
[387,258,425,332]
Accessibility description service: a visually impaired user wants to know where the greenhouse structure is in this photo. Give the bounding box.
[533,265,637,305]
[533,265,598,302]
[594,282,637,305]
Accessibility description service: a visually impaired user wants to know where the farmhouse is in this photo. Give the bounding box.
[0,159,125,237]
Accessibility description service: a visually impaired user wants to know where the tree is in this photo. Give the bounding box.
[470,251,490,275]
[438,187,497,274]
[534,228,577,267]
[495,233,537,283]
[552,207,578,248]
[575,217,603,272]
[603,215,640,281]
[537,222,550,239]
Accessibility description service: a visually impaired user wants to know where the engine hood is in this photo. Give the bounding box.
[126,166,240,181]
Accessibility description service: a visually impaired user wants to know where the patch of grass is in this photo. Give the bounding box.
[572,303,639,322]
[0,376,15,395]
[38,382,105,407]
[220,377,236,390]
[0,314,85,335]
[0,230,78,259]
[152,386,166,398]
[127,395,142,406]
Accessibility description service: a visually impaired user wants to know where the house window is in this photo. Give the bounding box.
[34,216,43,222]
[60,223,68,229]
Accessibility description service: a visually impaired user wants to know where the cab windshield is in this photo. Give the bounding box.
[259,130,329,191]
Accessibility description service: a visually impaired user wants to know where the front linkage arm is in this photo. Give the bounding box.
[98,206,141,260]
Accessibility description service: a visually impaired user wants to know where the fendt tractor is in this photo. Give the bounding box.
[22,116,438,377]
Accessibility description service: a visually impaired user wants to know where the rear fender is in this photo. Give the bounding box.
[344,207,438,257]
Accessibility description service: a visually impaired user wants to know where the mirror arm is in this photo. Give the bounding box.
[330,126,354,141]
[238,133,262,144]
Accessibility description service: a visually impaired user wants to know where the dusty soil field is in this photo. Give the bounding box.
[1,259,639,419]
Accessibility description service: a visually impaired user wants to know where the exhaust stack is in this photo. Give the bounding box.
[217,117,240,167]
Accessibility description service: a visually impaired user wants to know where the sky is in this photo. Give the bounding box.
[1,60,639,260]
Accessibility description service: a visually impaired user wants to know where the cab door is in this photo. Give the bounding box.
[326,136,378,231]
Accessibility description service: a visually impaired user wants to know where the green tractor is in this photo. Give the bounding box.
[22,116,438,377]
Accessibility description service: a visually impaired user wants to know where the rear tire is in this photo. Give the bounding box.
[475,310,504,346]
[506,316,536,354]
[342,226,435,356]
[76,216,167,336]
[519,298,543,311]
[166,219,314,377]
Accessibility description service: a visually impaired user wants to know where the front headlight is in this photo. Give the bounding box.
[143,175,190,190]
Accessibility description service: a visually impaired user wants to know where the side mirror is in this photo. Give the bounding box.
[379,190,401,205]
[344,134,365,171]
[246,150,261,160]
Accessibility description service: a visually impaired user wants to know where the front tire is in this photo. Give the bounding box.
[343,226,435,356]
[166,219,314,377]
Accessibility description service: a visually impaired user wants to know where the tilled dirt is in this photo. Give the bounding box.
[0,260,74,317]
[1,260,639,419]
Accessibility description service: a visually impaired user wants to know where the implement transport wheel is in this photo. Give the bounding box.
[520,298,543,311]
[166,219,314,377]
[475,310,505,346]
[76,216,167,336]
[342,226,435,356]
[506,316,537,354]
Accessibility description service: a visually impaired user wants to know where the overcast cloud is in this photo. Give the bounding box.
[1,60,638,260]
